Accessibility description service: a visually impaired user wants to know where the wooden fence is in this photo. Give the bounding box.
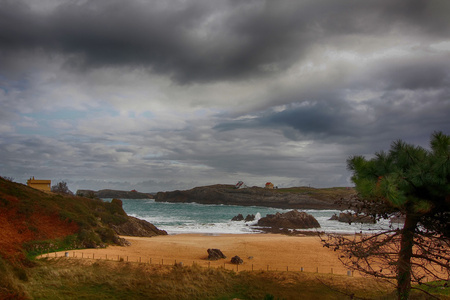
[42,251,355,277]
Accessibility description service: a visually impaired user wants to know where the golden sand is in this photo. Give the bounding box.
[48,234,354,275]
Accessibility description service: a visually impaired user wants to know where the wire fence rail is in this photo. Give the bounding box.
[40,251,356,277]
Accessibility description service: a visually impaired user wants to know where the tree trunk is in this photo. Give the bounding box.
[397,212,418,300]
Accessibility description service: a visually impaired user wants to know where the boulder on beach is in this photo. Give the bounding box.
[257,210,320,229]
[231,255,243,265]
[207,248,226,260]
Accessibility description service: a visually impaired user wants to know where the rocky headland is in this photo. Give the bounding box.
[0,177,166,262]
[155,184,355,210]
[76,189,153,199]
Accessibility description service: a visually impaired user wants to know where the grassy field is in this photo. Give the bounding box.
[20,258,389,299]
[12,257,448,300]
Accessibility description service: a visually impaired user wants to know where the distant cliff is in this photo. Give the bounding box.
[154,185,355,209]
[76,189,153,199]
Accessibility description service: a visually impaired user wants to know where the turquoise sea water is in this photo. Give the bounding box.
[104,199,393,235]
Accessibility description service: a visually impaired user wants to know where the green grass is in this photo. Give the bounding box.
[19,258,406,300]
[410,281,450,299]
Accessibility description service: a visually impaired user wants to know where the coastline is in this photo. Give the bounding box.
[46,233,355,276]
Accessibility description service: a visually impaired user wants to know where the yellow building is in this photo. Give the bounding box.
[265,182,274,189]
[27,177,51,192]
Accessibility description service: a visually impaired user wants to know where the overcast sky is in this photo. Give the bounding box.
[1,0,450,193]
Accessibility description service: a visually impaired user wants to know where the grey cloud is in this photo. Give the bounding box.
[214,95,450,150]
[2,0,449,83]
[379,58,450,91]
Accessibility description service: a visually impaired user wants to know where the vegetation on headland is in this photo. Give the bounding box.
[154,184,356,209]
[76,188,153,199]
[0,176,165,299]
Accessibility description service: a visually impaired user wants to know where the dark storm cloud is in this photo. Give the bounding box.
[1,0,449,83]
[2,0,450,191]
[215,95,450,149]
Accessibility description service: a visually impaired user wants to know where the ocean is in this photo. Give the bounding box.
[105,198,395,235]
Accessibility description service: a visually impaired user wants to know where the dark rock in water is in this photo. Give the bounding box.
[207,248,226,260]
[111,216,168,237]
[330,212,375,224]
[257,210,320,229]
[231,255,243,265]
[390,213,405,224]
[232,214,255,222]
[245,214,255,222]
[329,214,339,221]
[231,214,244,221]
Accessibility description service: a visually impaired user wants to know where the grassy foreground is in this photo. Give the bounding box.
[17,257,396,300]
[10,257,448,300]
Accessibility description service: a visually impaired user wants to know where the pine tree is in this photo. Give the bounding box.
[321,131,450,299]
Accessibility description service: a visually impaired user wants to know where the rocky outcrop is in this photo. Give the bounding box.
[257,210,320,229]
[245,214,255,222]
[111,216,167,237]
[329,212,375,224]
[77,189,153,199]
[207,248,226,260]
[231,214,256,221]
[155,185,354,210]
[231,214,244,221]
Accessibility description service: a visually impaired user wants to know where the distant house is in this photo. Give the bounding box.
[27,177,51,192]
[265,182,274,189]
[235,181,248,189]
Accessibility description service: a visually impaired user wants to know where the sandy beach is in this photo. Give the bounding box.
[48,234,355,276]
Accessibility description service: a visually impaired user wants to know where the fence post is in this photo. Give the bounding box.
[267,265,269,271]
[347,271,352,277]
[316,267,318,273]
[331,268,333,274]
[286,266,288,272]
[301,267,304,272]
